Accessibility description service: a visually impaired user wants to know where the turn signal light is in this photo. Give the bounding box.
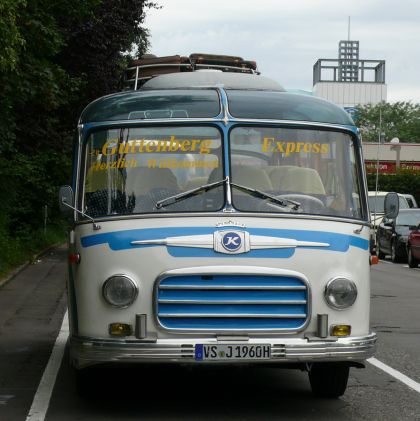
[331,325,351,337]
[109,323,132,337]
[370,255,379,265]
[69,253,80,264]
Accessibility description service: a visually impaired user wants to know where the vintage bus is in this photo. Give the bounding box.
[60,54,377,398]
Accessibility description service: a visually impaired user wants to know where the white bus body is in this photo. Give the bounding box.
[60,70,376,397]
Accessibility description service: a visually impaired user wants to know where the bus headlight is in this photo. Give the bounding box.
[324,277,357,310]
[102,275,138,308]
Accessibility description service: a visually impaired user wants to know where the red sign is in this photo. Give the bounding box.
[365,161,420,174]
[365,161,396,174]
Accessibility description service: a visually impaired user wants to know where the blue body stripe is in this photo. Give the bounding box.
[80,227,368,257]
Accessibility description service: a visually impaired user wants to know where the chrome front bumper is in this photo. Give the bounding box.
[70,333,377,369]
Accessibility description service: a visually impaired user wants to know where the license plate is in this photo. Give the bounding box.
[195,344,271,361]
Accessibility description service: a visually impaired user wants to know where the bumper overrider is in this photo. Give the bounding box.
[70,333,377,369]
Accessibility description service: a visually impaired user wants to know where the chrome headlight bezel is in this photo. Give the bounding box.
[102,275,138,308]
[324,277,357,310]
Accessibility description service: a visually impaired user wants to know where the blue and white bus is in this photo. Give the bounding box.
[60,55,377,397]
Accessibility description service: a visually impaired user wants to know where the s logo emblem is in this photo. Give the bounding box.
[222,232,242,251]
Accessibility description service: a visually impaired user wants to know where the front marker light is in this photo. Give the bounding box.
[102,275,138,308]
[324,277,357,310]
[109,323,132,337]
[331,325,351,336]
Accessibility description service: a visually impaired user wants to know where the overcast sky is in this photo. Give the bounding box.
[144,0,420,103]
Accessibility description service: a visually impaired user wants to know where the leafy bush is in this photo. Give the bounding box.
[367,171,420,205]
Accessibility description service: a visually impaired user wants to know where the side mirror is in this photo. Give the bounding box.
[59,185,74,214]
[384,192,399,219]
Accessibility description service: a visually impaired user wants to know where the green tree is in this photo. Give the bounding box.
[354,101,420,143]
[58,0,158,109]
[0,0,26,72]
[0,0,158,274]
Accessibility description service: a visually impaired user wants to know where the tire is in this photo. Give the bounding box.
[391,241,401,263]
[377,242,385,260]
[308,363,350,398]
[408,247,419,268]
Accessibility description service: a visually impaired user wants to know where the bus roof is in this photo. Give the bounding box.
[141,71,285,91]
[80,73,354,126]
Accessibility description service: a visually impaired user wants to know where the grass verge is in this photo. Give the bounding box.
[0,224,67,280]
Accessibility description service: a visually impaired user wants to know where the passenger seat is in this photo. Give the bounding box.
[280,167,326,195]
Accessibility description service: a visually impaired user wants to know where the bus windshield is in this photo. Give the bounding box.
[82,125,363,219]
[227,127,363,218]
[83,126,224,216]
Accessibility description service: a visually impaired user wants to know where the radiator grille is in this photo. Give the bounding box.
[156,274,308,331]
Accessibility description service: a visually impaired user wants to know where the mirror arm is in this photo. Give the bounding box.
[61,199,101,231]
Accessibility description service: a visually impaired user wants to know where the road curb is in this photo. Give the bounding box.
[0,262,30,289]
[0,243,64,289]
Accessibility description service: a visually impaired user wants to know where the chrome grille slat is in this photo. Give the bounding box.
[158,313,307,318]
[159,285,306,290]
[158,299,307,305]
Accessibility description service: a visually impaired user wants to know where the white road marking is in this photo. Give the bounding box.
[368,357,420,394]
[26,311,69,421]
[22,309,420,420]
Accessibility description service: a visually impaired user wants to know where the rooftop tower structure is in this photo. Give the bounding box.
[313,40,386,110]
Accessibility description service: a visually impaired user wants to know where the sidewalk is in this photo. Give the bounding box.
[0,244,68,421]
[0,243,64,289]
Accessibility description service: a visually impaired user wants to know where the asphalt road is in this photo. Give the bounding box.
[1,247,420,421]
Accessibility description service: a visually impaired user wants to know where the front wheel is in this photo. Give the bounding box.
[308,363,350,398]
[408,247,419,268]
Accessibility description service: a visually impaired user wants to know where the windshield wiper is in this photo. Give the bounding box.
[155,177,300,211]
[230,182,301,210]
[155,178,227,209]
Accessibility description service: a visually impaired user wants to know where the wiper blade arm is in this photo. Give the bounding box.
[230,182,301,210]
[156,177,227,209]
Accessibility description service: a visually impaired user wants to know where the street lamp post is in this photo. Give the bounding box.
[390,137,401,170]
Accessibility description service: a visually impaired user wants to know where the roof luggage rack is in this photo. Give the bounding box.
[124,53,260,90]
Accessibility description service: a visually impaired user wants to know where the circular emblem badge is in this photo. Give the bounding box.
[221,231,242,252]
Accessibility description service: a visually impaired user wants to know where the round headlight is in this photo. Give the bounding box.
[324,277,357,310]
[102,275,138,308]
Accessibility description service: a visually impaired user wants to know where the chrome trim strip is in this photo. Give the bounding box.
[156,266,310,277]
[73,212,370,226]
[226,118,356,131]
[158,313,307,319]
[74,124,83,222]
[80,116,355,130]
[70,333,377,368]
[159,285,307,290]
[131,233,330,251]
[158,299,307,305]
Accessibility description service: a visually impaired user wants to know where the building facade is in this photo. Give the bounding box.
[363,142,420,174]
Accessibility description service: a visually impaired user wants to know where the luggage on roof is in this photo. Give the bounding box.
[124,53,259,90]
